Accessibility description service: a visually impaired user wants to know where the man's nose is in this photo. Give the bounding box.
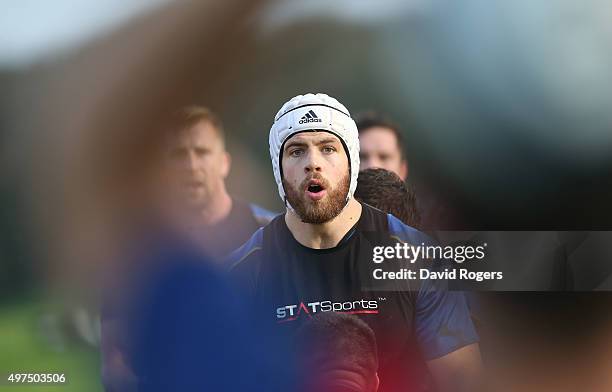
[184,151,198,171]
[304,150,322,173]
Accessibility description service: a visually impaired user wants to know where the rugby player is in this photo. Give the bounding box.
[355,168,420,229]
[101,106,275,391]
[162,105,275,258]
[230,94,482,391]
[356,112,408,180]
[295,312,380,392]
[356,111,464,229]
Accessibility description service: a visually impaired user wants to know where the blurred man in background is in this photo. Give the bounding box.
[101,105,277,391]
[355,168,420,229]
[356,112,408,180]
[163,106,275,259]
[356,111,464,229]
[295,312,380,392]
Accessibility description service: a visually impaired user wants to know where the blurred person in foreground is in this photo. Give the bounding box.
[229,93,482,392]
[294,312,379,392]
[34,2,280,390]
[100,227,290,391]
[162,105,276,259]
[355,168,420,229]
[127,242,289,392]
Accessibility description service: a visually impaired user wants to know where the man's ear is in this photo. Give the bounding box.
[399,160,408,181]
[221,151,231,179]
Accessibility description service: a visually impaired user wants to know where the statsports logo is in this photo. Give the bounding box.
[276,298,379,323]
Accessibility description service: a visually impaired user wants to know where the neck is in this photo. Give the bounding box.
[197,187,232,226]
[285,198,362,249]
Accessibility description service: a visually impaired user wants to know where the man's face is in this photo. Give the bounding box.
[165,121,229,210]
[359,127,407,180]
[281,132,350,224]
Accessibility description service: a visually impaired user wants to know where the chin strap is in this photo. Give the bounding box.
[284,195,296,213]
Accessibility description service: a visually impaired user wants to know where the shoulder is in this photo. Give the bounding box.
[226,227,265,271]
[225,227,267,297]
[228,198,279,228]
[225,211,287,271]
[358,202,425,242]
[386,212,433,246]
[248,203,279,227]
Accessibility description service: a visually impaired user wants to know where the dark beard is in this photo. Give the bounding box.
[283,173,350,224]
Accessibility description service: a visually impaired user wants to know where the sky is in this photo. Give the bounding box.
[0,0,170,67]
[0,0,423,67]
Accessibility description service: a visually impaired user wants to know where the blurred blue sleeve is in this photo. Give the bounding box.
[130,244,289,392]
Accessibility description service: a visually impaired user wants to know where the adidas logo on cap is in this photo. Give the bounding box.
[298,110,323,124]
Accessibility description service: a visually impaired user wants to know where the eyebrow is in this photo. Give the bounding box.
[284,137,340,150]
[284,140,308,151]
[315,137,340,146]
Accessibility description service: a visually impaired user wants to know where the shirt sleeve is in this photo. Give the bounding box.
[414,284,479,360]
[225,228,264,267]
[386,214,479,360]
[249,203,280,227]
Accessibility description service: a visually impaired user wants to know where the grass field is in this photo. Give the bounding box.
[0,300,102,391]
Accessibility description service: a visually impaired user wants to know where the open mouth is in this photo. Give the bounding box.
[307,184,324,193]
[305,179,327,200]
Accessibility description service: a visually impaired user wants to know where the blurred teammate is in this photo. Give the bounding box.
[355,168,420,229]
[230,93,482,392]
[295,312,379,392]
[356,111,464,229]
[162,106,275,258]
[101,106,276,391]
[356,112,408,180]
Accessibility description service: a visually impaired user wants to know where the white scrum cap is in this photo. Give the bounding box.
[268,93,360,209]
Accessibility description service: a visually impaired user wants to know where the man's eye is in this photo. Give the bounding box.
[194,148,210,156]
[170,149,187,159]
[322,146,336,154]
[289,149,304,157]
